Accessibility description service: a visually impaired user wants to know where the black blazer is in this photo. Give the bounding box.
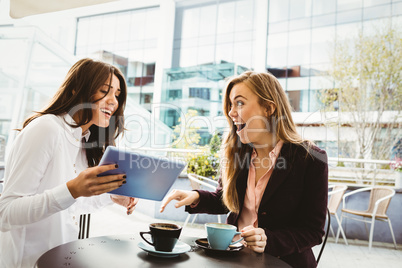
[186,142,328,268]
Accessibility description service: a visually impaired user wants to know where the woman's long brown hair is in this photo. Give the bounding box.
[221,71,306,213]
[21,58,127,167]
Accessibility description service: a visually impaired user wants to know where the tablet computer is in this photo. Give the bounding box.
[98,146,186,201]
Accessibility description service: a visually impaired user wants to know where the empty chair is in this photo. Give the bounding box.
[337,186,397,250]
[328,184,348,245]
[184,173,222,227]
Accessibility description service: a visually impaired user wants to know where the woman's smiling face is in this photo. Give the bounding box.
[92,74,120,128]
[79,74,121,133]
[228,82,272,146]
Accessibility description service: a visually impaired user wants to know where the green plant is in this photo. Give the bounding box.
[186,132,222,179]
[337,161,345,167]
[170,111,221,179]
[209,132,222,154]
[187,151,220,179]
[171,109,201,149]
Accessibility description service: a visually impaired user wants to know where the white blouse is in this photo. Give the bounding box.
[0,114,112,268]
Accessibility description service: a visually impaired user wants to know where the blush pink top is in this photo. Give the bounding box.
[237,140,283,233]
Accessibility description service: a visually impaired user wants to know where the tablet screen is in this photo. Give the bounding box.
[98,146,186,201]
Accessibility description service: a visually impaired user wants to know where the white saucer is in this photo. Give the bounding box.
[137,240,191,258]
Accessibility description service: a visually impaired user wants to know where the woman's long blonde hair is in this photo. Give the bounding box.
[221,71,305,213]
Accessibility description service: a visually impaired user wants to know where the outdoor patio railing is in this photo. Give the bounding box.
[129,147,400,188]
[328,157,398,187]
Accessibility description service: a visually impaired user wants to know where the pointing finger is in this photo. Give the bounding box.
[160,190,181,212]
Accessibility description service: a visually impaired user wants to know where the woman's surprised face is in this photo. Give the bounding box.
[92,74,120,128]
[228,82,271,146]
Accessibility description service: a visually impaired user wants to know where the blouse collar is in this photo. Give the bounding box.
[62,113,91,142]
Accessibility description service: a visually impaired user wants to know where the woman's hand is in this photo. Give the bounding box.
[111,195,139,215]
[241,225,267,253]
[67,164,126,199]
[159,189,200,213]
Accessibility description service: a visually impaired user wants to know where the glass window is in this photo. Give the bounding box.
[142,94,153,104]
[269,0,289,22]
[312,0,336,15]
[393,2,402,15]
[234,30,254,42]
[336,23,362,41]
[182,8,200,39]
[174,0,256,69]
[199,5,217,37]
[130,11,146,41]
[337,0,363,12]
[180,47,198,67]
[363,4,391,20]
[287,76,310,90]
[287,88,319,112]
[216,32,234,44]
[87,17,102,46]
[362,18,393,35]
[287,90,302,111]
[312,13,336,27]
[267,33,288,68]
[311,26,335,64]
[100,14,116,45]
[75,7,160,109]
[289,17,311,31]
[144,9,160,39]
[215,43,234,63]
[289,0,312,20]
[364,0,391,7]
[337,9,363,24]
[309,88,322,112]
[198,35,215,47]
[181,37,198,49]
[76,19,89,48]
[233,41,254,68]
[309,68,333,82]
[189,87,211,100]
[235,0,255,32]
[168,89,182,100]
[217,1,235,34]
[197,45,215,65]
[115,13,130,42]
[288,30,311,66]
[269,21,289,34]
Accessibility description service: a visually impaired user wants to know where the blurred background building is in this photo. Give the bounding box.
[0,0,401,159]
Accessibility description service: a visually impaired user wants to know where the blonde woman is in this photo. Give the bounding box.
[160,71,328,268]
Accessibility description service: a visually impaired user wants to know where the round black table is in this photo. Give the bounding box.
[35,234,291,268]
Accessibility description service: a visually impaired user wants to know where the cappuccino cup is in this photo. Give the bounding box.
[140,223,182,252]
[205,223,244,250]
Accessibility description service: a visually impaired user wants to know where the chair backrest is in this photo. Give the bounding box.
[366,187,395,217]
[187,173,218,191]
[328,185,347,214]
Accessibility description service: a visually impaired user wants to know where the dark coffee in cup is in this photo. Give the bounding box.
[140,223,182,252]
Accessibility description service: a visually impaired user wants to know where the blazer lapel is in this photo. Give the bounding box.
[260,142,293,205]
[236,167,249,207]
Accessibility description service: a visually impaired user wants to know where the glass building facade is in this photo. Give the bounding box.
[75,7,160,110]
[1,0,401,155]
[70,0,402,149]
[0,26,75,154]
[268,0,402,113]
[172,0,257,68]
